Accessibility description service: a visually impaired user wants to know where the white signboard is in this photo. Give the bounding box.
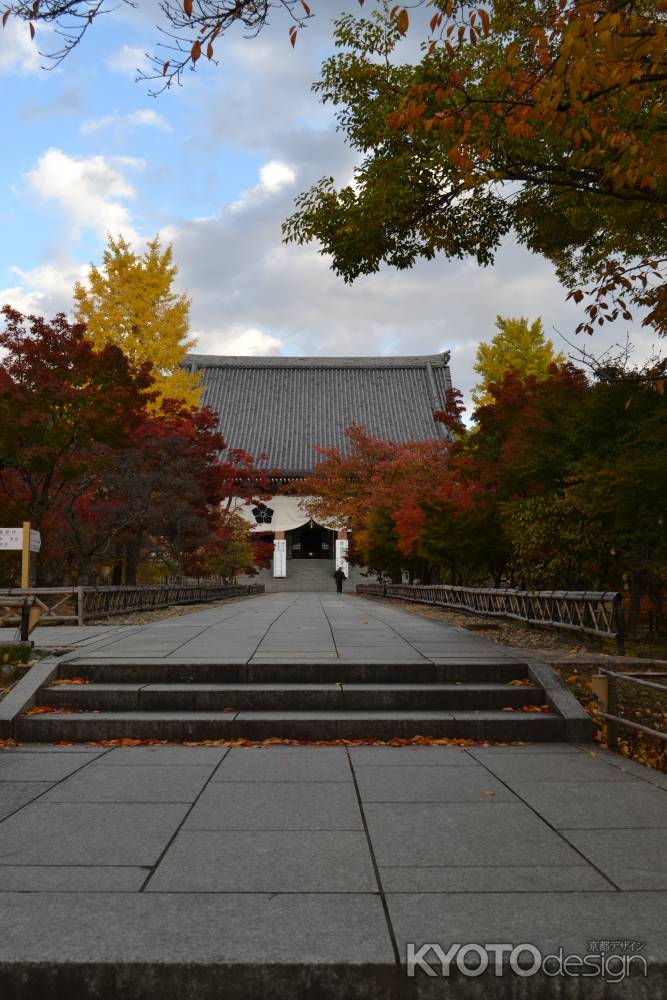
[273,538,287,578]
[30,530,41,553]
[335,539,349,577]
[0,528,22,551]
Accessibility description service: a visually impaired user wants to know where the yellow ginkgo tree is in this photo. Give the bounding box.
[472,316,565,409]
[74,235,201,408]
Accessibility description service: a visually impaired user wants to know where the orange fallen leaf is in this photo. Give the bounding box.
[482,788,495,796]
[22,706,84,715]
[77,736,526,749]
[49,677,91,686]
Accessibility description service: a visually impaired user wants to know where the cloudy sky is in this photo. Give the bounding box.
[0,1,656,411]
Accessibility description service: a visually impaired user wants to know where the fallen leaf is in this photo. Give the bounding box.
[49,677,91,686]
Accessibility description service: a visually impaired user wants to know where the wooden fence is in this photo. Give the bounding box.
[598,669,667,750]
[0,583,264,628]
[356,583,626,654]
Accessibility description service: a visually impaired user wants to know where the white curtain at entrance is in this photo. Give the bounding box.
[229,496,343,534]
[273,538,286,578]
[335,539,349,576]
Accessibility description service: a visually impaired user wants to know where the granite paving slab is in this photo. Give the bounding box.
[386,891,667,977]
[475,752,635,783]
[560,829,667,889]
[509,779,667,829]
[379,865,613,893]
[354,765,518,802]
[89,746,228,766]
[212,747,351,783]
[0,892,395,1000]
[364,801,587,867]
[183,781,363,830]
[0,753,93,782]
[0,801,189,865]
[40,764,215,803]
[0,865,148,892]
[0,782,53,821]
[348,747,478,766]
[145,830,377,892]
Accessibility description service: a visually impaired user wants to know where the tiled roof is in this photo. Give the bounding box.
[185,353,453,477]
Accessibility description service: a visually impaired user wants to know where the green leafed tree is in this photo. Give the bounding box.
[472,316,565,408]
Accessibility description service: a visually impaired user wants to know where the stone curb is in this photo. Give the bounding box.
[527,661,594,743]
[0,655,62,739]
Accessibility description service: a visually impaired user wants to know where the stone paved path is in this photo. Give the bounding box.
[2,592,524,662]
[0,593,665,997]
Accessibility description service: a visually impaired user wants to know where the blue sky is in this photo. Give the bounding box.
[0,1,656,410]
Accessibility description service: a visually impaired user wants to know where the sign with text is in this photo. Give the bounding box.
[0,528,22,551]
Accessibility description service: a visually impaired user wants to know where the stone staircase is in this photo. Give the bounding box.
[15,655,581,742]
[249,560,370,593]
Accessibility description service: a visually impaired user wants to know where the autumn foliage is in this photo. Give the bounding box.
[303,361,666,635]
[0,307,271,585]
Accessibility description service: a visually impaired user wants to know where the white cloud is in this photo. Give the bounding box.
[194,325,284,356]
[231,160,296,213]
[0,260,87,316]
[0,18,41,74]
[81,109,172,134]
[25,148,140,242]
[105,44,149,76]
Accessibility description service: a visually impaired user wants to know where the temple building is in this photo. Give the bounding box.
[184,353,453,590]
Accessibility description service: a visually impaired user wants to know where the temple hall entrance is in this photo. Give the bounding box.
[288,523,335,559]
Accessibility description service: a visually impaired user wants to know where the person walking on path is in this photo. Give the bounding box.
[333,566,346,594]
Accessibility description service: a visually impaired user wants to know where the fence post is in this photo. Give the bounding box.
[606,672,619,752]
[77,587,85,626]
[20,602,30,643]
[613,594,626,656]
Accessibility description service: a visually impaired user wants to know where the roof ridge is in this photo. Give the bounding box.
[185,352,451,369]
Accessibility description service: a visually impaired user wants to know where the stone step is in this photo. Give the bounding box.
[15,709,564,742]
[40,681,546,712]
[59,659,530,684]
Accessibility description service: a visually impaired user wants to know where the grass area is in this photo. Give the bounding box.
[0,644,32,666]
[0,644,36,705]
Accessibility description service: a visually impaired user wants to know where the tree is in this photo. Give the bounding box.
[302,425,453,580]
[0,306,153,538]
[1,1,321,90]
[74,236,201,408]
[283,2,667,336]
[472,316,565,408]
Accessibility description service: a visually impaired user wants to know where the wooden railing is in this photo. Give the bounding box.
[356,583,626,654]
[597,669,667,750]
[0,583,264,628]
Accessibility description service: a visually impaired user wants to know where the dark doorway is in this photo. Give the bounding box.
[289,523,334,559]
